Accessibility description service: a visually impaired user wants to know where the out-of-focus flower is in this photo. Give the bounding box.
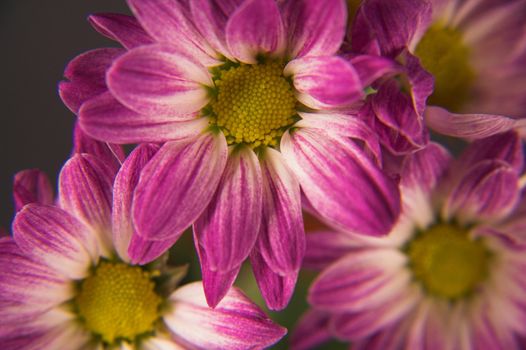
[350,0,526,140]
[0,152,286,350]
[293,132,526,349]
[59,0,401,309]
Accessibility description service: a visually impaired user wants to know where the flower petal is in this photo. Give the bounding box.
[13,169,53,212]
[303,230,357,271]
[127,0,218,65]
[256,148,304,274]
[79,92,208,144]
[59,48,124,113]
[58,154,115,256]
[444,160,520,224]
[165,282,286,349]
[88,13,154,49]
[425,106,521,139]
[290,310,332,350]
[113,144,159,262]
[250,248,298,311]
[285,56,363,109]
[349,54,400,87]
[133,133,228,240]
[127,235,180,266]
[12,205,98,279]
[281,128,401,236]
[283,0,347,58]
[194,147,262,271]
[226,0,285,63]
[107,44,212,116]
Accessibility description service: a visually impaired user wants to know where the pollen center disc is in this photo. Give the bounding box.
[210,61,297,148]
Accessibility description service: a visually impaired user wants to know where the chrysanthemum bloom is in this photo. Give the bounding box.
[0,150,286,350]
[59,0,401,309]
[350,0,526,140]
[293,132,526,349]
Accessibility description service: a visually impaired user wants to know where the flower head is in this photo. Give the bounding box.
[60,0,401,309]
[294,131,526,349]
[0,151,286,350]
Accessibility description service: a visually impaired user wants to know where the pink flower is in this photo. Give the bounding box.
[60,0,401,309]
[294,132,526,349]
[0,151,286,350]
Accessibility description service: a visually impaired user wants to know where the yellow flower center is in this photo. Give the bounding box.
[76,262,162,344]
[407,223,490,299]
[208,61,297,148]
[415,23,475,112]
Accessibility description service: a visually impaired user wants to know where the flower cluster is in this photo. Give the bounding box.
[2,0,526,349]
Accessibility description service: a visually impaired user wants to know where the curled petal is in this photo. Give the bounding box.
[133,133,228,241]
[88,13,154,49]
[349,54,401,87]
[194,147,262,271]
[285,56,363,109]
[283,0,347,58]
[13,170,53,212]
[226,0,286,63]
[281,128,401,236]
[107,44,212,116]
[165,282,286,350]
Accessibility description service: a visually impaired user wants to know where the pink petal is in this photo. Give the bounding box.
[107,44,212,116]
[13,170,53,212]
[256,148,304,274]
[250,247,298,311]
[112,144,159,262]
[12,205,98,279]
[133,133,228,241]
[290,310,332,350]
[165,282,286,349]
[79,92,208,144]
[283,0,347,58]
[303,230,357,271]
[59,48,124,113]
[444,160,520,224]
[425,106,521,139]
[88,13,154,49]
[226,0,285,63]
[194,147,262,271]
[71,123,125,173]
[285,56,363,109]
[127,0,218,65]
[401,50,434,117]
[58,154,115,256]
[349,54,400,87]
[281,128,401,236]
[127,234,181,266]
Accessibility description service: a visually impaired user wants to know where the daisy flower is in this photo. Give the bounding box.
[294,132,526,349]
[350,0,526,139]
[59,0,401,308]
[0,149,286,350]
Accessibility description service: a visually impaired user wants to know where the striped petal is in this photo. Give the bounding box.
[13,170,53,212]
[88,13,154,49]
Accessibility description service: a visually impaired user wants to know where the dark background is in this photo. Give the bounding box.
[0,0,129,230]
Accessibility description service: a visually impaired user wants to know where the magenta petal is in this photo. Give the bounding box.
[79,92,207,144]
[285,56,363,109]
[59,48,124,113]
[425,106,522,139]
[58,154,115,256]
[72,123,125,173]
[226,0,285,63]
[127,235,180,265]
[194,147,262,271]
[256,148,304,274]
[127,0,218,64]
[88,13,154,49]
[303,230,357,271]
[250,248,298,311]
[12,205,98,279]
[290,310,332,350]
[283,0,346,58]
[165,282,286,349]
[281,128,401,236]
[444,160,520,224]
[13,170,53,212]
[194,236,241,308]
[402,50,434,117]
[308,250,407,312]
[107,44,211,116]
[349,54,400,87]
[112,144,159,262]
[133,133,228,240]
